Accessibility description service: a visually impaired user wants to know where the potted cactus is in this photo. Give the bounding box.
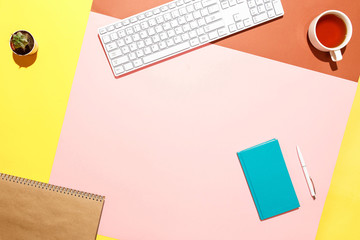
[10,30,38,56]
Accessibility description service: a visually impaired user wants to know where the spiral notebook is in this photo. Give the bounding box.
[0,173,104,240]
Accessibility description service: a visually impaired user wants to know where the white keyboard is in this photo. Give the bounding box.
[99,0,284,77]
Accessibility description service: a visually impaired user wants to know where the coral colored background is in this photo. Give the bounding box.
[91,0,360,82]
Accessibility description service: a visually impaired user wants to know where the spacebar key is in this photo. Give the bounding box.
[143,42,191,64]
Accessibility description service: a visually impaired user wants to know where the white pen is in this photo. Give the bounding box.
[296,146,316,199]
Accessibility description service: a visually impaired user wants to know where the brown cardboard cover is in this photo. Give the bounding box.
[0,173,104,240]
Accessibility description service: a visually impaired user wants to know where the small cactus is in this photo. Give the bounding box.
[11,32,29,52]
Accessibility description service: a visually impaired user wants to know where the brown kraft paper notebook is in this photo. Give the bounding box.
[0,173,104,240]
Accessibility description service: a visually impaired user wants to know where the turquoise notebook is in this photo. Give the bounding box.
[237,139,300,220]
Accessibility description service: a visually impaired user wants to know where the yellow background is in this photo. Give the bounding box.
[316,78,360,239]
[0,0,116,239]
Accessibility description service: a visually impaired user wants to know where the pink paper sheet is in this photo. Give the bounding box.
[50,12,357,240]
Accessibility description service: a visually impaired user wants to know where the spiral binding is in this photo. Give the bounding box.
[0,173,105,202]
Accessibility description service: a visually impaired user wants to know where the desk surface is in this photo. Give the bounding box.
[92,0,360,82]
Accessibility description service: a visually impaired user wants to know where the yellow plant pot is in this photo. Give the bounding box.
[10,30,38,56]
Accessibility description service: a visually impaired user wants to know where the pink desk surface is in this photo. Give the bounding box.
[50,12,357,240]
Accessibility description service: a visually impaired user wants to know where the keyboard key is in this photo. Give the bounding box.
[229,0,237,6]
[160,5,169,12]
[148,28,156,36]
[117,30,126,38]
[125,36,132,44]
[221,1,229,9]
[265,2,273,10]
[233,13,241,22]
[174,36,183,43]
[228,24,236,32]
[218,27,227,36]
[137,40,145,48]
[159,41,167,49]
[102,35,111,44]
[132,33,140,41]
[182,23,191,32]
[166,38,175,47]
[209,30,219,39]
[204,20,225,32]
[117,39,125,47]
[140,31,148,39]
[186,4,195,12]
[193,10,202,19]
[122,19,130,25]
[208,4,220,13]
[124,62,134,71]
[194,2,202,10]
[258,4,265,12]
[99,28,107,35]
[106,25,115,31]
[198,18,206,26]
[149,18,157,26]
[190,20,199,29]
[138,14,146,20]
[130,17,137,23]
[112,55,129,66]
[151,44,159,52]
[160,32,168,40]
[169,2,176,8]
[202,0,217,7]
[129,52,137,60]
[201,8,209,16]
[189,30,197,38]
[272,0,284,15]
[141,21,149,29]
[155,25,163,33]
[106,42,117,51]
[178,16,186,25]
[152,34,161,42]
[133,24,141,32]
[145,37,153,45]
[110,33,118,40]
[136,49,144,57]
[153,8,161,15]
[122,46,130,54]
[175,26,183,34]
[236,21,244,29]
[109,49,122,59]
[190,37,200,46]
[163,13,172,21]
[144,47,152,54]
[255,0,263,5]
[253,12,268,22]
[168,29,176,37]
[250,8,258,15]
[179,7,187,15]
[114,66,124,74]
[248,0,255,8]
[199,34,209,43]
[145,11,153,17]
[115,22,122,28]
[129,43,137,51]
[205,12,222,23]
[156,16,165,24]
[171,9,180,18]
[197,27,205,35]
[267,9,275,18]
[133,59,143,67]
[181,32,190,41]
[244,18,252,26]
[163,22,172,30]
[143,41,190,63]
[126,27,134,35]
[186,13,194,22]
[176,0,185,6]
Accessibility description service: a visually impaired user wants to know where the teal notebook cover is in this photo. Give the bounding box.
[237,139,300,220]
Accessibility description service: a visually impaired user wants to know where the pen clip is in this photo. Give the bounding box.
[310,177,316,195]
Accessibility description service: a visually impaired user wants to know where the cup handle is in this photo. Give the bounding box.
[330,50,342,62]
